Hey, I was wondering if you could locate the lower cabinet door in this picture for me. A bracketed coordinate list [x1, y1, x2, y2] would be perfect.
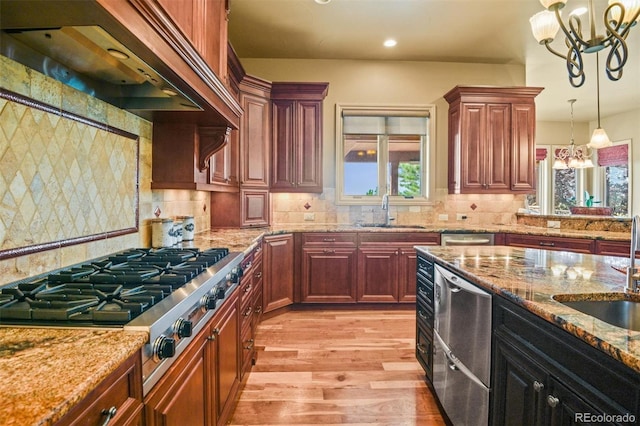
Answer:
[301, 246, 357, 303]
[491, 336, 547, 426]
[143, 328, 210, 426]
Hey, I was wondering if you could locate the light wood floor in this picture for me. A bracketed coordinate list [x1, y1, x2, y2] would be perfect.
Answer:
[228, 309, 446, 425]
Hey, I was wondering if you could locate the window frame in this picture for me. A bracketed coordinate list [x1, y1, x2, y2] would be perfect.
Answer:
[592, 139, 632, 217]
[335, 103, 436, 206]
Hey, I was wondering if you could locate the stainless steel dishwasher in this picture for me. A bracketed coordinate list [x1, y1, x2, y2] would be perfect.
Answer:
[433, 263, 492, 426]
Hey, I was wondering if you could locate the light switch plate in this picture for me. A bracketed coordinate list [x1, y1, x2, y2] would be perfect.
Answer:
[304, 212, 315, 221]
[438, 214, 449, 221]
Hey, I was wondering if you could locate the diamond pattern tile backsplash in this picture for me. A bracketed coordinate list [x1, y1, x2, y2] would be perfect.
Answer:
[0, 93, 139, 251]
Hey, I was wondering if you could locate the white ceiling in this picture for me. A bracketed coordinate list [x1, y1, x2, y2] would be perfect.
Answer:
[227, 0, 640, 123]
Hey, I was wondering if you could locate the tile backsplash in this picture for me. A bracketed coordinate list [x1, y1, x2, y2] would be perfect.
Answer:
[0, 56, 210, 285]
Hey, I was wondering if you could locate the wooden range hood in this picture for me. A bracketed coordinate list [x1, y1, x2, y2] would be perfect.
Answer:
[0, 0, 241, 135]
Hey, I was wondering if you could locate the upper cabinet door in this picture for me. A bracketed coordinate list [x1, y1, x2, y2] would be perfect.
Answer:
[239, 91, 270, 188]
[270, 82, 329, 193]
[444, 85, 543, 195]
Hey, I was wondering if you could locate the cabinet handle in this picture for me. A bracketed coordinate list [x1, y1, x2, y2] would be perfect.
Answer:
[539, 242, 555, 247]
[418, 310, 428, 320]
[255, 272, 262, 278]
[323, 238, 336, 242]
[323, 249, 336, 254]
[533, 381, 544, 392]
[207, 327, 221, 341]
[244, 284, 252, 293]
[416, 343, 426, 354]
[255, 305, 262, 314]
[100, 407, 117, 426]
[244, 339, 255, 350]
[244, 306, 253, 317]
[547, 395, 560, 408]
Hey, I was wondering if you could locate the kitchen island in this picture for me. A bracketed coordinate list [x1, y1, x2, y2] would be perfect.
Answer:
[414, 245, 640, 370]
[416, 245, 640, 424]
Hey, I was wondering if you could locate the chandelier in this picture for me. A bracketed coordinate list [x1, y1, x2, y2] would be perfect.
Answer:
[553, 99, 595, 169]
[530, 0, 640, 88]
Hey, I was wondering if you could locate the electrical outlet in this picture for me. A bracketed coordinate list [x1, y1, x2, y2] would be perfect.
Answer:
[456, 213, 468, 220]
[547, 220, 561, 229]
[304, 212, 315, 221]
[438, 214, 449, 221]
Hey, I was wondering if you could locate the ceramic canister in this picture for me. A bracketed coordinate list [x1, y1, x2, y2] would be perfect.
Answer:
[151, 218, 174, 247]
[179, 216, 195, 241]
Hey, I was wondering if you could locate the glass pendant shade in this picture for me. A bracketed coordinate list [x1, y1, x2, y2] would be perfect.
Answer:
[608, 0, 640, 25]
[588, 127, 613, 148]
[530, 10, 560, 42]
[553, 158, 567, 169]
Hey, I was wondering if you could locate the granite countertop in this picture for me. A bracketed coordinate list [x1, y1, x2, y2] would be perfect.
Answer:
[0, 328, 148, 426]
[191, 223, 632, 247]
[415, 245, 640, 373]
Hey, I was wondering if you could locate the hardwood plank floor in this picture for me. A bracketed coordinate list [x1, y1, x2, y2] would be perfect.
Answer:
[229, 309, 446, 425]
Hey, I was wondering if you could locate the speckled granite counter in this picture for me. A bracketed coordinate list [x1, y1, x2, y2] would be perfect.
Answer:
[190, 222, 632, 248]
[414, 245, 640, 374]
[0, 328, 148, 426]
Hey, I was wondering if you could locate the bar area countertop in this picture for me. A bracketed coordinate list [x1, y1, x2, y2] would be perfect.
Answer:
[414, 245, 640, 373]
[0, 328, 148, 426]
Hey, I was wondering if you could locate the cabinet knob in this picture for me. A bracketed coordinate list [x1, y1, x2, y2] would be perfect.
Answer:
[100, 407, 117, 426]
[416, 343, 427, 354]
[533, 381, 544, 392]
[547, 395, 560, 408]
[244, 339, 255, 350]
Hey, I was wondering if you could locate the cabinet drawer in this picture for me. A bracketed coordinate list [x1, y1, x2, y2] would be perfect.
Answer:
[302, 232, 357, 246]
[57, 351, 143, 426]
[416, 322, 434, 381]
[358, 232, 440, 245]
[417, 256, 434, 282]
[505, 233, 595, 254]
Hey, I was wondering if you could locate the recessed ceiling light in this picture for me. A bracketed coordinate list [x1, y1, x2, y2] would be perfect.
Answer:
[383, 39, 397, 48]
[314, 0, 331, 4]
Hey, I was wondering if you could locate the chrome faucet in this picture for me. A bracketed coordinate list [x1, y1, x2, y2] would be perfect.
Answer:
[627, 215, 640, 293]
[381, 193, 394, 226]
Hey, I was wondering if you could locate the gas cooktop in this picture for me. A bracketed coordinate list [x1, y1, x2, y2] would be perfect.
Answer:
[0, 247, 233, 326]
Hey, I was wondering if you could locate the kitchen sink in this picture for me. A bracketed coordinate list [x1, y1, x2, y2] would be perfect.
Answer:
[357, 223, 426, 229]
[553, 293, 640, 331]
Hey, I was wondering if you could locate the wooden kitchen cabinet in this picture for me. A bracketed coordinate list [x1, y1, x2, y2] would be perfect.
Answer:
[263, 234, 295, 313]
[211, 75, 271, 227]
[270, 82, 329, 193]
[505, 233, 596, 254]
[444, 86, 543, 194]
[300, 233, 358, 303]
[144, 288, 239, 426]
[491, 296, 640, 426]
[240, 243, 263, 378]
[55, 350, 143, 426]
[152, 122, 231, 191]
[156, 0, 229, 81]
[357, 233, 440, 303]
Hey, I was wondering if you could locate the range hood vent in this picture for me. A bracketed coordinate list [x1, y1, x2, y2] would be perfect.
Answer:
[2, 24, 202, 116]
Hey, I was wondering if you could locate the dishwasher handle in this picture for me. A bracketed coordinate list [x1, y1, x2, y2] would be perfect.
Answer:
[435, 264, 490, 298]
[434, 331, 488, 388]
